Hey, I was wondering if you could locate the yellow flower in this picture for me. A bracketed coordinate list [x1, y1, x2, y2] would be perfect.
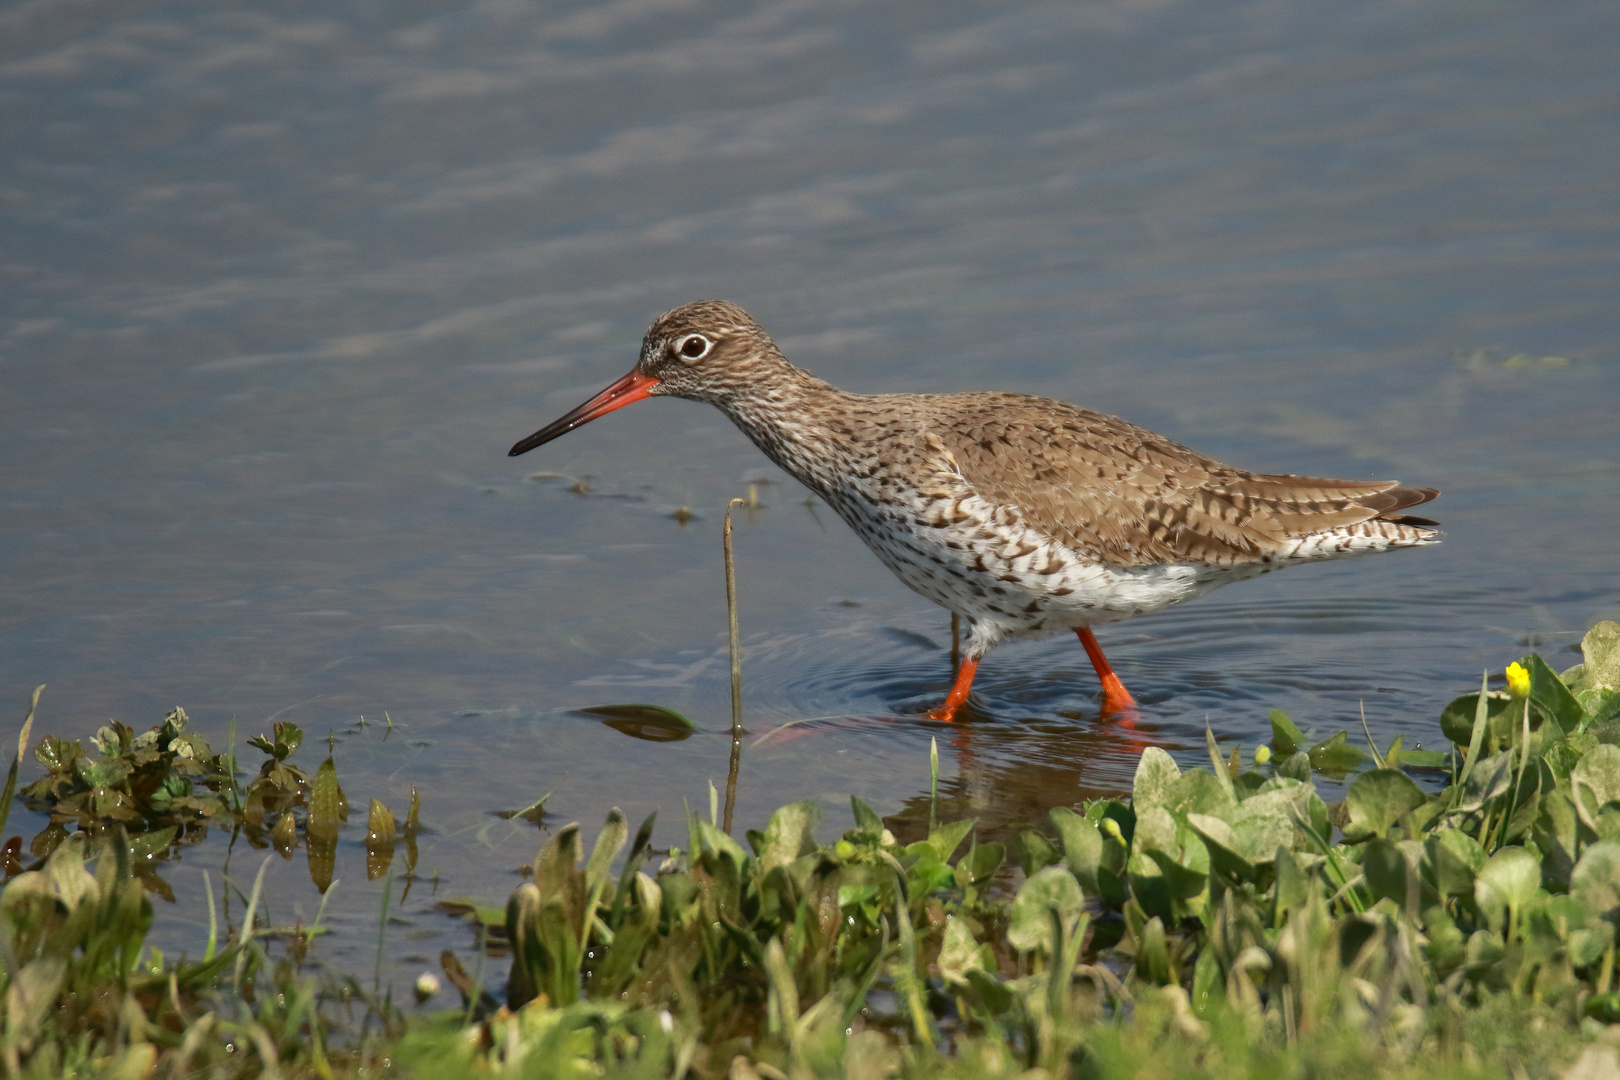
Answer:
[1254, 744, 1272, 766]
[1505, 661, 1531, 698]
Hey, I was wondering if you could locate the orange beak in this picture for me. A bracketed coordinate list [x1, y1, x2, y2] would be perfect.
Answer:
[508, 371, 660, 456]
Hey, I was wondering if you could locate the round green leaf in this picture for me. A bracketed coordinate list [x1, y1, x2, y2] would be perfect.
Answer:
[1440, 693, 1515, 748]
[1164, 769, 1238, 818]
[1572, 841, 1620, 923]
[1050, 807, 1102, 894]
[1573, 745, 1620, 814]
[1363, 838, 1417, 906]
[1577, 621, 1620, 692]
[1423, 828, 1485, 898]
[1187, 813, 1255, 882]
[1007, 865, 1085, 953]
[937, 916, 986, 985]
[1475, 846, 1542, 914]
[1132, 748, 1180, 813]
[1342, 769, 1429, 841]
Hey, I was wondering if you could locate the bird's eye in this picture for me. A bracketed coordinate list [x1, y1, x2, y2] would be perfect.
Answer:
[676, 334, 711, 360]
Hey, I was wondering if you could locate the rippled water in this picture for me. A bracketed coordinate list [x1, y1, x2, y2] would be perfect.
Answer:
[3, 0, 1618, 992]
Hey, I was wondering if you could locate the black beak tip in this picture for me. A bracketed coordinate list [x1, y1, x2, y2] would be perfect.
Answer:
[508, 435, 542, 457]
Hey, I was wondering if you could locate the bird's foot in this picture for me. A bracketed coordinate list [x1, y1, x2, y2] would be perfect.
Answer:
[1098, 673, 1136, 708]
[928, 656, 980, 722]
[1076, 628, 1139, 721]
[1096, 667, 1139, 718]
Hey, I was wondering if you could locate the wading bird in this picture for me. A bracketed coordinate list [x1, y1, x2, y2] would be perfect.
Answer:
[510, 301, 1439, 721]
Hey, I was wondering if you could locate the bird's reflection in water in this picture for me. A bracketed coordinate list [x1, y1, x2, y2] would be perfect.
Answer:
[877, 708, 1179, 851]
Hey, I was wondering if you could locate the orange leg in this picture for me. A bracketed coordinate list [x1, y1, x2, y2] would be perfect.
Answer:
[928, 656, 980, 722]
[1077, 628, 1138, 715]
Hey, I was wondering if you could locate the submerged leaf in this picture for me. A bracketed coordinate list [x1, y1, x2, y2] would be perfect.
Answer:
[273, 811, 297, 856]
[1270, 710, 1307, 756]
[578, 704, 698, 742]
[498, 792, 550, 825]
[306, 758, 344, 841]
[307, 828, 337, 894]
[366, 799, 396, 881]
[1307, 731, 1366, 777]
[127, 827, 175, 863]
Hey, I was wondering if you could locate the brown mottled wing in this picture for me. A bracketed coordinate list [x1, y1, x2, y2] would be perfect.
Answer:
[934, 393, 1438, 568]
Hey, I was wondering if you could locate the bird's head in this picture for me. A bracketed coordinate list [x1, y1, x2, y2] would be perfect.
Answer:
[508, 300, 784, 456]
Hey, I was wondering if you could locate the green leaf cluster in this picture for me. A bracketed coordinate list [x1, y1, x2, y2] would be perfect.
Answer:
[8, 708, 422, 897]
[16, 709, 235, 891]
[500, 796, 998, 1067]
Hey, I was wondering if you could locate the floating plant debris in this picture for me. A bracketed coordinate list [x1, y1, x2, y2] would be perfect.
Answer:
[575, 703, 699, 742]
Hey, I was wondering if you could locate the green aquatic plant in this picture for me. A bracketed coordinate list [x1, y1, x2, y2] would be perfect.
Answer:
[15, 708, 238, 897]
[6, 706, 421, 905]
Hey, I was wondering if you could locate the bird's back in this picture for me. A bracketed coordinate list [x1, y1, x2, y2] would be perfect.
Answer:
[822, 390, 1440, 571]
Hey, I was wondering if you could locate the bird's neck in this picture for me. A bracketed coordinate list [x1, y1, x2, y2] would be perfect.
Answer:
[710, 365, 863, 493]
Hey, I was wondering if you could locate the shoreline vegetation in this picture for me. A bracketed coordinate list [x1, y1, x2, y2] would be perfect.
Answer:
[3, 621, 1620, 1078]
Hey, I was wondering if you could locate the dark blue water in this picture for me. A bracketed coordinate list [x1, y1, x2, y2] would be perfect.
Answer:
[3, 0, 1617, 993]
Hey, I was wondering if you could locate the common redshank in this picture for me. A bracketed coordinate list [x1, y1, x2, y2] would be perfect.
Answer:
[510, 301, 1439, 721]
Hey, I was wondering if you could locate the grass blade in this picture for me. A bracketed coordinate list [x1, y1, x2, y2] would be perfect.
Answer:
[1359, 701, 1387, 769]
[724, 497, 746, 737]
[929, 737, 939, 834]
[203, 870, 218, 961]
[1455, 671, 1492, 800]
[0, 685, 43, 840]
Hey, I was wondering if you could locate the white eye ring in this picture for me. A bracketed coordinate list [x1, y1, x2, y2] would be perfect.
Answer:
[675, 334, 712, 360]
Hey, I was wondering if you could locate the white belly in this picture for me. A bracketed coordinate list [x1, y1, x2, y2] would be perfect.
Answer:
[822, 488, 1260, 650]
